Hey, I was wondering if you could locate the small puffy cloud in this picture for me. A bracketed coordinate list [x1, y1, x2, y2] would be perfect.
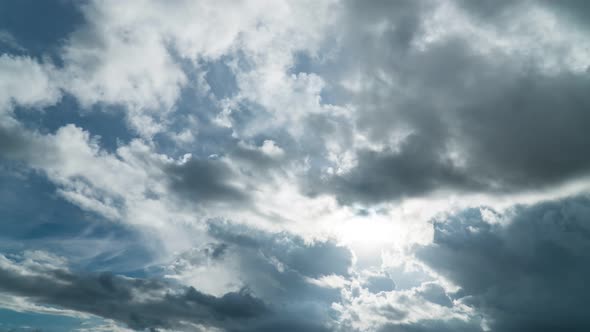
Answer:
[260, 140, 285, 158]
[0, 54, 60, 112]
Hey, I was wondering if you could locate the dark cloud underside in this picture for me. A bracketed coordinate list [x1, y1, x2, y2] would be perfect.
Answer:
[0, 261, 266, 330]
[418, 195, 590, 331]
[305, 1, 590, 204]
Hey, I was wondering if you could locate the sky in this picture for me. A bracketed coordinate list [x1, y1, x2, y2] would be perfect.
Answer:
[1, 0, 590, 331]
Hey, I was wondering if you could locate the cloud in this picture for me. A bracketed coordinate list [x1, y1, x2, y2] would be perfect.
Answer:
[4, 0, 590, 210]
[208, 221, 353, 277]
[165, 155, 250, 206]
[0, 120, 254, 222]
[298, 0, 590, 205]
[314, 64, 590, 203]
[163, 222, 356, 330]
[0, 244, 348, 332]
[2, 1, 590, 331]
[0, 30, 25, 52]
[417, 194, 590, 331]
[334, 278, 482, 332]
[172, 221, 353, 300]
[170, 222, 489, 332]
[0, 118, 265, 264]
[306, 133, 481, 204]
[0, 119, 55, 162]
[48, 0, 339, 138]
[0, 250, 269, 331]
[75, 320, 136, 332]
[0, 54, 60, 112]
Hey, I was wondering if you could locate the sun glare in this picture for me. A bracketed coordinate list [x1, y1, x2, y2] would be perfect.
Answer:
[337, 216, 397, 249]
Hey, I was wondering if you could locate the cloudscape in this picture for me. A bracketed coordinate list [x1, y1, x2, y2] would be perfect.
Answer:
[1, 0, 590, 331]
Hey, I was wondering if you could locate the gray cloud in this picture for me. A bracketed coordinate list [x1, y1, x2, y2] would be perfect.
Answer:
[306, 132, 481, 204]
[416, 283, 452, 308]
[0, 119, 251, 210]
[461, 0, 590, 27]
[163, 222, 356, 331]
[304, 0, 590, 204]
[0, 120, 55, 163]
[165, 157, 250, 205]
[206, 221, 353, 302]
[417, 194, 590, 331]
[0, 248, 338, 332]
[0, 253, 272, 331]
[0, 222, 355, 331]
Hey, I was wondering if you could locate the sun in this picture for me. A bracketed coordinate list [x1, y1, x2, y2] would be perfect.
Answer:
[337, 215, 397, 249]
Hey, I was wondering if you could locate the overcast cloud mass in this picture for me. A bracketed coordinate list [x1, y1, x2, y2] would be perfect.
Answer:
[1, 0, 590, 331]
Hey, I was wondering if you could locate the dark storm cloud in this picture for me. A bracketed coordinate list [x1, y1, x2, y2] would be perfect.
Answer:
[165, 157, 249, 205]
[307, 133, 481, 204]
[417, 194, 590, 332]
[305, 0, 590, 205]
[0, 255, 267, 331]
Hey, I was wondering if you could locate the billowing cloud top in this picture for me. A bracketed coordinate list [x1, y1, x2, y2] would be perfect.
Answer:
[1, 0, 590, 331]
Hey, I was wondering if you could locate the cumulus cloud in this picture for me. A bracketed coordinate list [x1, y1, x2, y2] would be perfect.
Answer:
[0, 119, 258, 258]
[334, 278, 482, 332]
[0, 54, 60, 112]
[47, 0, 339, 138]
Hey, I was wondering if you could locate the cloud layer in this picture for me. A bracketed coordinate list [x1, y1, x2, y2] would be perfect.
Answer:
[1, 0, 590, 331]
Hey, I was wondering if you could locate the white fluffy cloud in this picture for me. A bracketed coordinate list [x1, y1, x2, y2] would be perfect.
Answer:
[50, 0, 340, 137]
[0, 54, 60, 113]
